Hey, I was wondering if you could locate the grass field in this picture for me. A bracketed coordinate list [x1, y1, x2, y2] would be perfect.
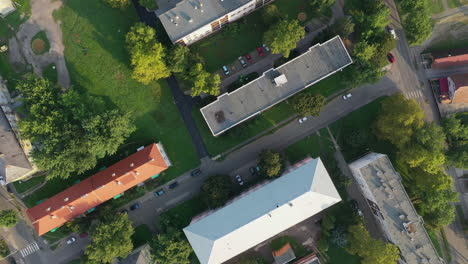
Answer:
[131, 224, 153, 248]
[13, 176, 46, 194]
[285, 128, 334, 163]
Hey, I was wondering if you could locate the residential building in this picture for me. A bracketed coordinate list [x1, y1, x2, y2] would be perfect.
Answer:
[349, 153, 443, 264]
[158, 0, 274, 45]
[183, 157, 341, 264]
[430, 47, 468, 69]
[272, 243, 296, 264]
[294, 254, 321, 264]
[438, 73, 468, 104]
[26, 143, 171, 236]
[200, 36, 352, 136]
[0, 0, 15, 17]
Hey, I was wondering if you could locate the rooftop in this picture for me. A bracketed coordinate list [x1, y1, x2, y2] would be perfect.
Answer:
[200, 36, 352, 136]
[183, 158, 341, 264]
[349, 153, 443, 264]
[158, 0, 251, 43]
[26, 143, 171, 236]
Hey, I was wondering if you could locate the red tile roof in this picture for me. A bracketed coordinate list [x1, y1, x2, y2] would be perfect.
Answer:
[439, 77, 449, 95]
[26, 143, 170, 236]
[432, 53, 468, 69]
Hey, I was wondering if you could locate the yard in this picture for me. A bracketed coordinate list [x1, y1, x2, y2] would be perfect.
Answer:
[12, 175, 46, 194]
[193, 74, 345, 157]
[22, 0, 199, 206]
[285, 128, 334, 164]
[191, 0, 327, 73]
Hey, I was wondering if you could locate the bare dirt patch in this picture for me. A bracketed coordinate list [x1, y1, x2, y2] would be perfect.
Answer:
[31, 39, 46, 54]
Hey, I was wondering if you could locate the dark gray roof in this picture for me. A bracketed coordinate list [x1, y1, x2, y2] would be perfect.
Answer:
[119, 244, 154, 264]
[158, 0, 252, 43]
[200, 36, 353, 136]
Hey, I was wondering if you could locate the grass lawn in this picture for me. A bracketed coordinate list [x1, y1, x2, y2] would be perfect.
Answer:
[42, 225, 72, 244]
[447, 0, 468, 8]
[42, 63, 58, 84]
[426, 38, 468, 53]
[131, 224, 153, 248]
[429, 0, 445, 14]
[270, 236, 308, 258]
[327, 244, 361, 264]
[427, 228, 444, 258]
[191, 0, 326, 73]
[285, 128, 334, 164]
[158, 195, 206, 230]
[12, 176, 46, 194]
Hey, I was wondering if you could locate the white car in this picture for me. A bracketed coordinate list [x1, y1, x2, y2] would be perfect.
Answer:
[0, 176, 6, 186]
[66, 236, 77, 245]
[298, 117, 308, 124]
[262, 44, 270, 52]
[342, 93, 352, 100]
[386, 26, 397, 39]
[235, 175, 244, 186]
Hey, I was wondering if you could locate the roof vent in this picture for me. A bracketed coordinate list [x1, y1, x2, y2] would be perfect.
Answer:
[288, 203, 293, 207]
[46, 207, 51, 212]
[215, 111, 225, 123]
[274, 74, 288, 87]
[97, 185, 105, 189]
[51, 215, 57, 219]
[80, 194, 88, 198]
[175, 15, 179, 19]
[116, 181, 122, 185]
[135, 172, 140, 176]
[189, 18, 193, 23]
[69, 206, 75, 210]
[130, 163, 134, 167]
[64, 197, 69, 202]
[112, 173, 116, 177]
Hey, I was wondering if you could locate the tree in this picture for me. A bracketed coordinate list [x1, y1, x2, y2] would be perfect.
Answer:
[353, 41, 377, 63]
[446, 145, 468, 168]
[309, 0, 335, 13]
[150, 231, 192, 264]
[414, 123, 446, 152]
[258, 150, 283, 178]
[84, 213, 134, 264]
[291, 93, 325, 117]
[263, 20, 305, 58]
[201, 175, 233, 208]
[261, 4, 282, 24]
[126, 23, 171, 84]
[103, 0, 129, 9]
[139, 0, 157, 10]
[186, 63, 220, 96]
[442, 116, 468, 168]
[399, 0, 432, 45]
[168, 44, 190, 73]
[332, 17, 355, 38]
[398, 144, 445, 174]
[0, 210, 18, 227]
[347, 223, 400, 264]
[374, 94, 424, 147]
[418, 189, 458, 228]
[0, 239, 9, 258]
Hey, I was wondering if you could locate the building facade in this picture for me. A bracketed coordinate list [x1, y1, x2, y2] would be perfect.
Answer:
[158, 0, 274, 45]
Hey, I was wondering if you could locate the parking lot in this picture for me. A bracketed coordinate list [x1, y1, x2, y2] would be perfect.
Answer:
[216, 45, 272, 81]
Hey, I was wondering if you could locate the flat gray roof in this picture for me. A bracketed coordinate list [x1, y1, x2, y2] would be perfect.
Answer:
[200, 36, 352, 136]
[158, 0, 251, 43]
[349, 153, 443, 264]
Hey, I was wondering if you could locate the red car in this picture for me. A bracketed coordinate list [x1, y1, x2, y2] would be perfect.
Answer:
[387, 53, 395, 64]
[256, 47, 264, 56]
[245, 54, 252, 63]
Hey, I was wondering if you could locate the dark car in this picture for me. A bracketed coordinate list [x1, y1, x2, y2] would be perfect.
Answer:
[154, 189, 165, 196]
[256, 47, 264, 56]
[245, 54, 252, 63]
[387, 52, 395, 64]
[350, 200, 363, 216]
[304, 26, 310, 33]
[238, 56, 247, 67]
[191, 168, 202, 177]
[130, 203, 142, 211]
[249, 167, 256, 176]
[168, 181, 179, 189]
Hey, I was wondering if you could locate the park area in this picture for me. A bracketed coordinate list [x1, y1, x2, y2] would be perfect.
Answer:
[20, 0, 199, 207]
[191, 0, 329, 72]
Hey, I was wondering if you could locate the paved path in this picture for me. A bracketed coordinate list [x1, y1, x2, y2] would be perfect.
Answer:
[10, 0, 70, 89]
[432, 5, 468, 20]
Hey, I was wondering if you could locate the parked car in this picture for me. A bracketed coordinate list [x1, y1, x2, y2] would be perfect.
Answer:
[235, 175, 244, 186]
[168, 181, 179, 189]
[342, 93, 352, 100]
[298, 117, 308, 124]
[245, 54, 252, 63]
[238, 56, 247, 67]
[304, 26, 310, 33]
[154, 189, 165, 196]
[249, 167, 257, 176]
[191, 168, 202, 177]
[130, 203, 142, 211]
[262, 44, 270, 52]
[256, 47, 264, 56]
[0, 175, 5, 186]
[350, 200, 363, 216]
[66, 236, 77, 245]
[386, 26, 397, 39]
[387, 53, 395, 64]
[222, 65, 230, 75]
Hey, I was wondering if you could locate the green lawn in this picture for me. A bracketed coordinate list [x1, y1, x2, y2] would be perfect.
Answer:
[327, 244, 361, 264]
[131, 224, 153, 248]
[429, 0, 445, 14]
[285, 128, 334, 164]
[427, 228, 444, 258]
[447, 0, 468, 8]
[42, 63, 58, 84]
[426, 38, 468, 53]
[12, 176, 46, 194]
[158, 195, 206, 231]
[191, 0, 326, 72]
[42, 225, 72, 244]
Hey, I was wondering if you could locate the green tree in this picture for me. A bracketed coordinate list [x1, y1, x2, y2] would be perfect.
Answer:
[374, 93, 424, 147]
[150, 231, 192, 264]
[400, 0, 432, 45]
[398, 144, 445, 174]
[103, 0, 129, 9]
[446, 145, 468, 168]
[418, 189, 458, 228]
[187, 63, 220, 96]
[261, 4, 282, 24]
[139, 0, 157, 10]
[258, 150, 283, 178]
[347, 223, 400, 264]
[310, 0, 335, 13]
[84, 213, 134, 264]
[353, 41, 377, 63]
[126, 23, 171, 84]
[414, 123, 446, 152]
[168, 44, 190, 73]
[0, 210, 18, 227]
[201, 175, 233, 208]
[332, 17, 355, 38]
[291, 93, 325, 117]
[263, 20, 305, 58]
[0, 239, 9, 258]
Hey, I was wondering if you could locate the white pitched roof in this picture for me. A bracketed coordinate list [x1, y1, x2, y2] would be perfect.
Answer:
[0, 0, 15, 17]
[184, 158, 341, 264]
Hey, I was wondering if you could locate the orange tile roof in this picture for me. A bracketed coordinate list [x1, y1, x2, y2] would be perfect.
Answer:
[26, 143, 170, 236]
